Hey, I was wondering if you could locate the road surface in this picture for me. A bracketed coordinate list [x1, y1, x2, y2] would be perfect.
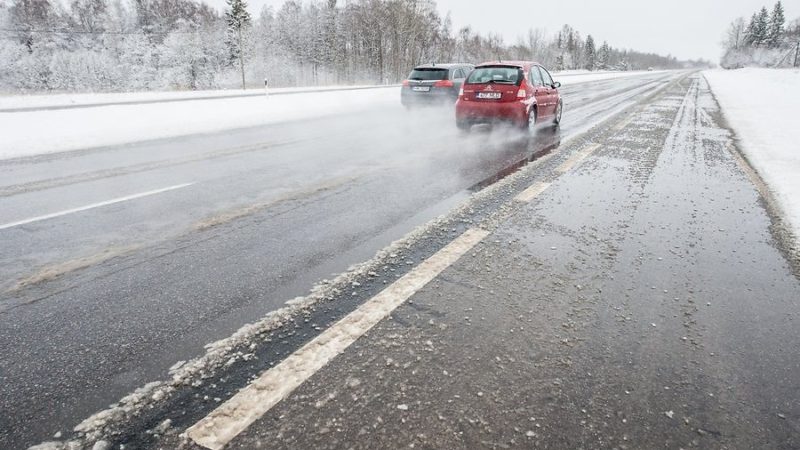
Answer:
[3, 71, 798, 449]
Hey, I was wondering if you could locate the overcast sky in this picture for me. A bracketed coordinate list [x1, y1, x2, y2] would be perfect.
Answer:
[225, 0, 798, 62]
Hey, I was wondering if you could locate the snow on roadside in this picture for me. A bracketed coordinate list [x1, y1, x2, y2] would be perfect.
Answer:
[0, 71, 663, 111]
[0, 87, 399, 160]
[0, 70, 671, 161]
[704, 68, 800, 242]
[0, 84, 391, 111]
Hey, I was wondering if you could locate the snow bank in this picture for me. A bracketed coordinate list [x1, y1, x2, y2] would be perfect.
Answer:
[0, 71, 663, 112]
[0, 84, 394, 111]
[704, 68, 800, 241]
[0, 87, 399, 160]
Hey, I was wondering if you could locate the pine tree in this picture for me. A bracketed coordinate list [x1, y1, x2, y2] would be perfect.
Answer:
[744, 13, 757, 46]
[767, 1, 785, 48]
[753, 6, 770, 46]
[555, 54, 565, 71]
[596, 41, 610, 70]
[226, 0, 251, 89]
[584, 34, 596, 71]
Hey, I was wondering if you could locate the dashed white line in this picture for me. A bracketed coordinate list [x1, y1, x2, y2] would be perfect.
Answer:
[0, 182, 194, 230]
[185, 227, 490, 450]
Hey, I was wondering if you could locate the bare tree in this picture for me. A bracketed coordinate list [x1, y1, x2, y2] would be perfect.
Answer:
[0, 0, 708, 93]
[725, 17, 746, 51]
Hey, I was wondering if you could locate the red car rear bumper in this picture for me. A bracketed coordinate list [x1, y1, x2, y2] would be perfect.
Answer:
[455, 100, 529, 127]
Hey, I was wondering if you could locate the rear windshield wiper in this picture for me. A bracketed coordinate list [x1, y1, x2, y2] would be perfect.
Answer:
[470, 79, 514, 84]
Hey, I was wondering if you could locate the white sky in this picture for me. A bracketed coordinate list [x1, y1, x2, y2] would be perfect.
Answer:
[225, 0, 798, 62]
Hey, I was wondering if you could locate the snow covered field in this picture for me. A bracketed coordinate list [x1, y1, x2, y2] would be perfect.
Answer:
[0, 70, 670, 160]
[704, 68, 800, 241]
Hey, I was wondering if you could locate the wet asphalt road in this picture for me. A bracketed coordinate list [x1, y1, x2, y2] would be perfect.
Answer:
[212, 77, 800, 449]
[0, 70, 758, 449]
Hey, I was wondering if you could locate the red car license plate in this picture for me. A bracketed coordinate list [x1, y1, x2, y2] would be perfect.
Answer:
[477, 92, 501, 99]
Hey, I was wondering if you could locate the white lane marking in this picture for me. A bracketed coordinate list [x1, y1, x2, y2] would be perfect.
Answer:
[186, 228, 490, 450]
[514, 182, 552, 203]
[555, 143, 602, 174]
[0, 183, 194, 230]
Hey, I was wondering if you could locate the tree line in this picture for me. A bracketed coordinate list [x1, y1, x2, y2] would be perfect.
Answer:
[0, 0, 709, 93]
[721, 1, 800, 68]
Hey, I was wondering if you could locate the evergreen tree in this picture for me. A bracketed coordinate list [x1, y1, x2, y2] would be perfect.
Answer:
[225, 0, 251, 89]
[555, 54, 565, 71]
[744, 13, 758, 46]
[768, 1, 785, 48]
[596, 40, 610, 70]
[584, 34, 596, 70]
[753, 6, 770, 46]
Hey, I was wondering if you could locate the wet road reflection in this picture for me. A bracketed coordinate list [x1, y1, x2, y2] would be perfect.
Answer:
[466, 126, 561, 192]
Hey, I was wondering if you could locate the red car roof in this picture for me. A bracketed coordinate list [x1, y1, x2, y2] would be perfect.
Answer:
[476, 60, 541, 69]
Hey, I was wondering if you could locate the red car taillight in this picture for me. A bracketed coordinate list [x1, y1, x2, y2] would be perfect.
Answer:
[434, 80, 454, 88]
[516, 88, 527, 98]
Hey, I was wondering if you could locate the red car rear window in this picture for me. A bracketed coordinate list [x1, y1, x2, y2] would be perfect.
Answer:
[466, 67, 523, 85]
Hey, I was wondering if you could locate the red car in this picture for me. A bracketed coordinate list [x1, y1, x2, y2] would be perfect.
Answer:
[455, 61, 562, 132]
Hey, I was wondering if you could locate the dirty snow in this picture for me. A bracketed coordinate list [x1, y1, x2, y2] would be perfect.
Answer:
[704, 68, 800, 241]
[61, 208, 461, 447]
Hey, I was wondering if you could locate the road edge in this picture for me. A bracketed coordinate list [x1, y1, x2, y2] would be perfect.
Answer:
[701, 72, 800, 277]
